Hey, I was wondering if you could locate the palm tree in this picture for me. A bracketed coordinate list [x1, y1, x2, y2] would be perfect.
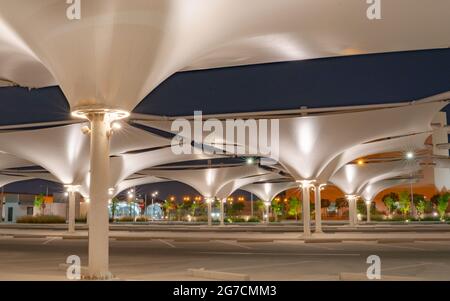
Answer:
[398, 191, 411, 219]
[437, 193, 450, 221]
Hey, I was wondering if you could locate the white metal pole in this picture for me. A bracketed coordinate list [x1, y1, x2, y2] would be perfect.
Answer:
[68, 188, 76, 233]
[87, 113, 111, 278]
[301, 182, 311, 236]
[314, 185, 323, 233]
[220, 198, 225, 226]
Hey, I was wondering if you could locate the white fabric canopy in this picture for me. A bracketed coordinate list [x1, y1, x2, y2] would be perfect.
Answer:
[0, 152, 34, 170]
[361, 178, 418, 202]
[0, 123, 170, 185]
[318, 132, 431, 182]
[216, 172, 284, 200]
[0, 174, 33, 187]
[138, 96, 447, 181]
[330, 160, 421, 196]
[114, 175, 166, 197]
[109, 147, 220, 191]
[241, 181, 298, 203]
[144, 165, 269, 198]
[1, 1, 449, 110]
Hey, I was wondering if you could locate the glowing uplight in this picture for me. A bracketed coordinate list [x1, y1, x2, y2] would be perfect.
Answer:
[206, 169, 214, 186]
[357, 159, 364, 166]
[344, 165, 357, 184]
[111, 122, 122, 130]
[264, 183, 271, 195]
[405, 151, 415, 160]
[298, 121, 315, 155]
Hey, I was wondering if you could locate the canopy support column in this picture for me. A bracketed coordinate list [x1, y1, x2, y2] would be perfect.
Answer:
[65, 185, 79, 233]
[73, 106, 128, 279]
[206, 198, 213, 226]
[346, 195, 358, 227]
[300, 181, 314, 237]
[220, 198, 225, 226]
[314, 184, 325, 233]
[87, 112, 111, 278]
[366, 200, 372, 223]
[264, 201, 270, 224]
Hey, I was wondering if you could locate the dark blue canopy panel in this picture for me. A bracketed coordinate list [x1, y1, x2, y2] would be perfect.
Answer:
[0, 48, 449, 126]
[135, 48, 450, 116]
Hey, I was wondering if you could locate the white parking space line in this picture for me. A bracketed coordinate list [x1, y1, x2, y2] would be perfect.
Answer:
[415, 241, 450, 247]
[382, 262, 433, 272]
[157, 239, 176, 248]
[299, 243, 340, 251]
[42, 237, 61, 245]
[198, 251, 360, 257]
[218, 260, 320, 272]
[376, 244, 427, 251]
[213, 240, 253, 250]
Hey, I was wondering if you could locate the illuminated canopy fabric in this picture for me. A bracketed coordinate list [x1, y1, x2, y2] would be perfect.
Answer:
[317, 132, 431, 183]
[138, 95, 447, 181]
[144, 165, 269, 198]
[361, 178, 418, 202]
[109, 147, 220, 191]
[241, 181, 299, 203]
[330, 160, 421, 196]
[216, 173, 284, 200]
[0, 0, 449, 111]
[0, 123, 170, 186]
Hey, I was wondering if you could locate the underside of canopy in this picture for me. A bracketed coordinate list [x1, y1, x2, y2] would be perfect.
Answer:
[330, 160, 421, 196]
[109, 146, 222, 192]
[0, 123, 170, 185]
[317, 132, 431, 182]
[361, 178, 419, 202]
[114, 175, 167, 197]
[143, 165, 269, 198]
[137, 94, 448, 181]
[216, 172, 285, 200]
[1, 0, 449, 111]
[241, 181, 299, 203]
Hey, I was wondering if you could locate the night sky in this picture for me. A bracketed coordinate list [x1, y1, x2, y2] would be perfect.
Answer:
[2, 48, 450, 197]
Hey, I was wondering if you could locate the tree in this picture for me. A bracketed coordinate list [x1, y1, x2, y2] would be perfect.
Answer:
[398, 191, 410, 218]
[271, 198, 283, 222]
[412, 194, 426, 220]
[321, 199, 331, 209]
[163, 199, 178, 220]
[437, 193, 450, 221]
[382, 192, 398, 215]
[111, 197, 119, 220]
[34, 194, 45, 216]
[231, 200, 245, 216]
[288, 197, 301, 221]
[254, 200, 265, 219]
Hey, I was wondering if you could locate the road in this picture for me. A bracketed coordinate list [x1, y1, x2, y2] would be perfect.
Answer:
[1, 236, 450, 280]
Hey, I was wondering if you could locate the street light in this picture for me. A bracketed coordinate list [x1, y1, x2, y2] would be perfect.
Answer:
[405, 151, 414, 160]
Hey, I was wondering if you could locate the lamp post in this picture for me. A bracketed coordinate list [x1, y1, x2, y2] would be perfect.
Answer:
[149, 191, 158, 220]
[65, 185, 80, 234]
